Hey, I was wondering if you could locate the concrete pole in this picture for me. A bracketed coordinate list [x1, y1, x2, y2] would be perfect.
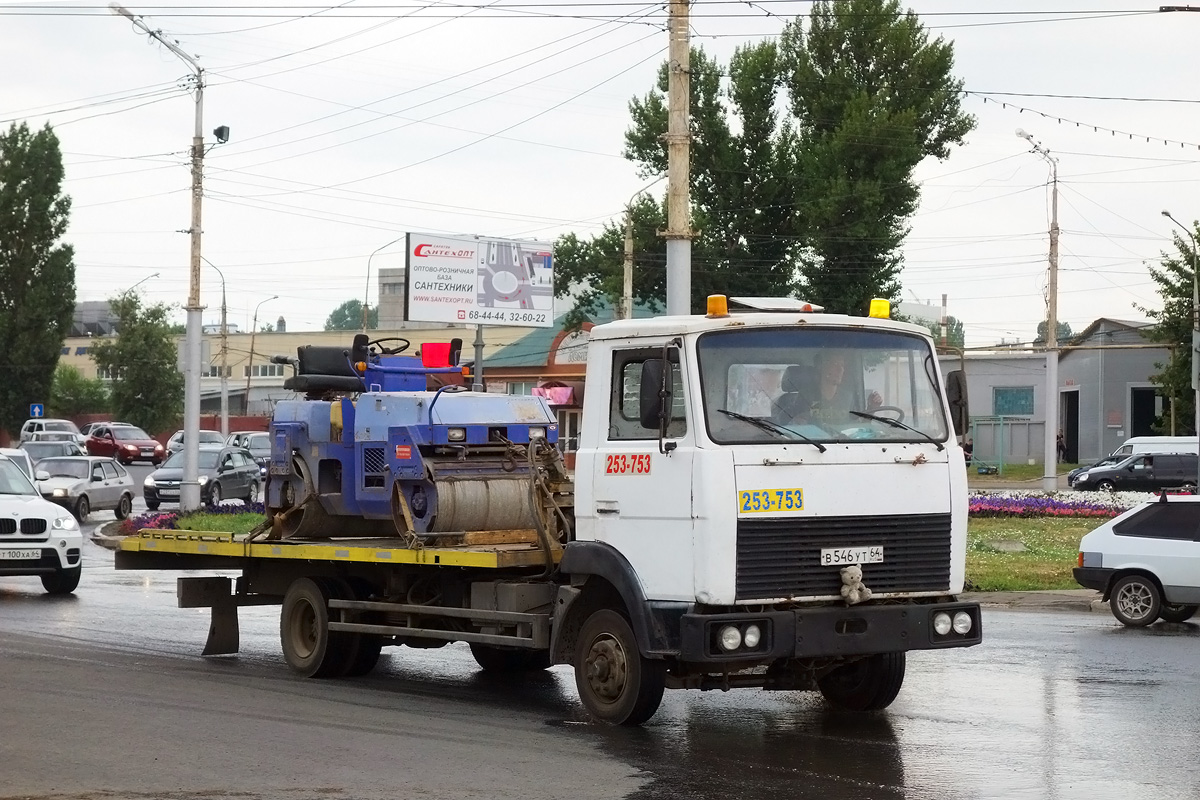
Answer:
[622, 209, 634, 320]
[1042, 158, 1060, 492]
[664, 0, 692, 315]
[220, 280, 229, 436]
[472, 325, 485, 391]
[244, 296, 278, 415]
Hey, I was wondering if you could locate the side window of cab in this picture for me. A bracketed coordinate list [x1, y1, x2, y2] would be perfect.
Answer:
[608, 348, 687, 441]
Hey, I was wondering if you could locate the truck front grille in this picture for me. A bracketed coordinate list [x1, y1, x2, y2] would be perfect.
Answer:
[736, 513, 952, 601]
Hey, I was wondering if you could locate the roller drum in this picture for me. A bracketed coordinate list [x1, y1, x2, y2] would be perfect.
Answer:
[430, 477, 537, 533]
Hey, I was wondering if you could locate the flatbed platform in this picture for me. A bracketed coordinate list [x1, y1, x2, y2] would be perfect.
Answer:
[117, 529, 561, 570]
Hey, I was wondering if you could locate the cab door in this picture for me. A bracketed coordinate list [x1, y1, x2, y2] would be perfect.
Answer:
[587, 344, 695, 602]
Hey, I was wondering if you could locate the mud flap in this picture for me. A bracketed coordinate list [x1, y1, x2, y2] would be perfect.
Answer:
[177, 576, 284, 656]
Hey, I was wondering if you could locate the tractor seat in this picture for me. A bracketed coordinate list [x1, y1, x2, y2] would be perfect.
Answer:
[283, 337, 367, 394]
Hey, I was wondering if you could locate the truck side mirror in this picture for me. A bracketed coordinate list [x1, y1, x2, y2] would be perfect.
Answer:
[945, 370, 968, 436]
[639, 358, 669, 430]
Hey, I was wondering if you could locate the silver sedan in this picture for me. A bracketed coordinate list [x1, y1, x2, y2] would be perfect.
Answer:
[36, 456, 137, 522]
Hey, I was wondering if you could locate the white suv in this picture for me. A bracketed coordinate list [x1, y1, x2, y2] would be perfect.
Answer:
[20, 418, 83, 443]
[1075, 495, 1200, 626]
[0, 455, 83, 594]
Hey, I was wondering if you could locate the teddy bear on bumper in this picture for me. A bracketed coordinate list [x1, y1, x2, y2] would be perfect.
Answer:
[840, 564, 872, 605]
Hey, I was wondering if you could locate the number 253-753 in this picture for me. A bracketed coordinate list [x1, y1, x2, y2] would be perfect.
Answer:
[738, 489, 803, 514]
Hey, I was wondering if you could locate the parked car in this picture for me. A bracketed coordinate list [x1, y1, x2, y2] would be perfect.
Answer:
[0, 454, 82, 595]
[1067, 455, 1123, 486]
[85, 424, 165, 465]
[80, 421, 134, 437]
[165, 429, 225, 455]
[37, 456, 136, 522]
[1070, 453, 1199, 492]
[20, 417, 81, 443]
[227, 430, 270, 476]
[1075, 495, 1200, 626]
[0, 447, 36, 484]
[144, 445, 261, 510]
[28, 430, 88, 446]
[19, 441, 87, 463]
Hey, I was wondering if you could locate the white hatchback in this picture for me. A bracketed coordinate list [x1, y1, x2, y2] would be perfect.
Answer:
[0, 455, 83, 594]
[1075, 495, 1200, 627]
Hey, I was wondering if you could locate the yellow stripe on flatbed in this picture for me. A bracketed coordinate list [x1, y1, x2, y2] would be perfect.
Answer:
[119, 529, 559, 569]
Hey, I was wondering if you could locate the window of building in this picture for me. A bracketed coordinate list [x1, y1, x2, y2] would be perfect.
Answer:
[993, 386, 1034, 416]
[243, 364, 284, 378]
[205, 366, 232, 378]
[507, 381, 535, 396]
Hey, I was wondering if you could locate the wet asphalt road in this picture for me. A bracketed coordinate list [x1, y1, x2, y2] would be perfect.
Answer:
[2, 539, 1199, 800]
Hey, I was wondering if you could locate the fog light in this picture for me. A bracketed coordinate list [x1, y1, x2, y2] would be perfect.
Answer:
[953, 611, 973, 635]
[718, 625, 742, 652]
[933, 612, 952, 636]
[743, 624, 762, 648]
[447, 427, 466, 442]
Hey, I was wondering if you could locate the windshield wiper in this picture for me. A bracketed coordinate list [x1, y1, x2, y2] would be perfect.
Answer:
[717, 409, 827, 453]
[849, 410, 945, 451]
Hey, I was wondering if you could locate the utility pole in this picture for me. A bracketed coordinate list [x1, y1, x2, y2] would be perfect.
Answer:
[622, 209, 634, 320]
[245, 296, 279, 414]
[1017, 129, 1061, 492]
[664, 0, 692, 315]
[1162, 209, 1199, 487]
[111, 3, 205, 512]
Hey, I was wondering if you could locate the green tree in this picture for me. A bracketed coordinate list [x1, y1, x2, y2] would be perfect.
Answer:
[560, 1, 973, 321]
[917, 315, 965, 349]
[1034, 320, 1074, 346]
[0, 122, 76, 435]
[1142, 223, 1199, 434]
[90, 291, 183, 434]
[50, 364, 109, 417]
[781, 0, 974, 314]
[325, 299, 376, 331]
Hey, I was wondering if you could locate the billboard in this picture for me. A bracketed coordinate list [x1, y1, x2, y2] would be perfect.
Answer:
[404, 233, 554, 328]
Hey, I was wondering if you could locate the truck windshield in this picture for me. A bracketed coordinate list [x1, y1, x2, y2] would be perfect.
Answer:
[697, 327, 949, 445]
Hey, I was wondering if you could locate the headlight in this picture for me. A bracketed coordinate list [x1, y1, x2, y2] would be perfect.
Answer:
[52, 488, 67, 497]
[933, 612, 953, 636]
[1077, 472, 1089, 482]
[53, 516, 77, 530]
[198, 475, 209, 485]
[953, 611, 973, 635]
[718, 625, 742, 652]
[743, 624, 762, 649]
[447, 427, 466, 442]
[528, 427, 546, 439]
[144, 476, 156, 488]
[155, 444, 164, 451]
[125, 444, 138, 451]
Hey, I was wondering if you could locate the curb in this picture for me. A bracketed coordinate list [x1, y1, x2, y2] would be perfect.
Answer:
[961, 590, 1108, 614]
[91, 520, 126, 551]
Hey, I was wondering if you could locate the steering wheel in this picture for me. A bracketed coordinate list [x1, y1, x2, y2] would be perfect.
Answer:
[870, 405, 906, 424]
[367, 337, 410, 355]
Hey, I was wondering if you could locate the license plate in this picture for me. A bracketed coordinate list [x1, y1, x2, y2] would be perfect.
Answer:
[0, 549, 41, 560]
[141, 449, 154, 455]
[159, 491, 178, 498]
[820, 546, 883, 566]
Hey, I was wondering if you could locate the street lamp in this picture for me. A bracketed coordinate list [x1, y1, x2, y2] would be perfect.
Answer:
[1162, 209, 1199, 487]
[243, 296, 278, 415]
[363, 235, 406, 330]
[111, 3, 206, 512]
[1017, 129, 1061, 492]
[125, 271, 160, 294]
[201, 257, 229, 436]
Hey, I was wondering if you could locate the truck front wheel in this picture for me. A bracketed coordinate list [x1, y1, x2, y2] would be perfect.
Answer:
[817, 652, 906, 712]
[280, 577, 350, 678]
[574, 609, 665, 726]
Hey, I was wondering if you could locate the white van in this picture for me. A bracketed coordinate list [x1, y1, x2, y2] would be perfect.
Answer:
[1111, 436, 1200, 457]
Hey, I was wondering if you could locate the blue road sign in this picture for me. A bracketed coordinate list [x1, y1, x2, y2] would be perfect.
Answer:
[29, 403, 44, 418]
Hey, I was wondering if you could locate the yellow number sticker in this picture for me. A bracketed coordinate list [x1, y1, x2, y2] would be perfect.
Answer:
[737, 489, 803, 514]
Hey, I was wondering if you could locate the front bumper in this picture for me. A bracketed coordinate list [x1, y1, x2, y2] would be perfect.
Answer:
[678, 601, 982, 663]
[0, 538, 82, 575]
[1073, 566, 1113, 593]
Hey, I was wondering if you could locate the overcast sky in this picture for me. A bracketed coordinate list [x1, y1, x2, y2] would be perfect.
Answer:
[1, 0, 1196, 347]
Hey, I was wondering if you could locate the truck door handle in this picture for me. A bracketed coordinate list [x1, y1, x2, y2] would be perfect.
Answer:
[595, 501, 620, 515]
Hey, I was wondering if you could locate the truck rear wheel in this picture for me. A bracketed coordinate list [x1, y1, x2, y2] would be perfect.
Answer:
[574, 609, 665, 726]
[817, 652, 906, 712]
[280, 577, 351, 678]
[470, 644, 551, 673]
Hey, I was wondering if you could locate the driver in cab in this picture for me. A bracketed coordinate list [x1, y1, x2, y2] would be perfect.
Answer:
[777, 351, 882, 427]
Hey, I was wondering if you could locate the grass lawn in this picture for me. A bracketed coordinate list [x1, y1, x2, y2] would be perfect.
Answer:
[166, 511, 1097, 593]
[966, 516, 1096, 591]
[970, 462, 1079, 482]
[175, 512, 264, 536]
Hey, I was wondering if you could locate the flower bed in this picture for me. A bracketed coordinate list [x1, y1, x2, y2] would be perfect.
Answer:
[969, 490, 1153, 519]
[119, 501, 265, 535]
